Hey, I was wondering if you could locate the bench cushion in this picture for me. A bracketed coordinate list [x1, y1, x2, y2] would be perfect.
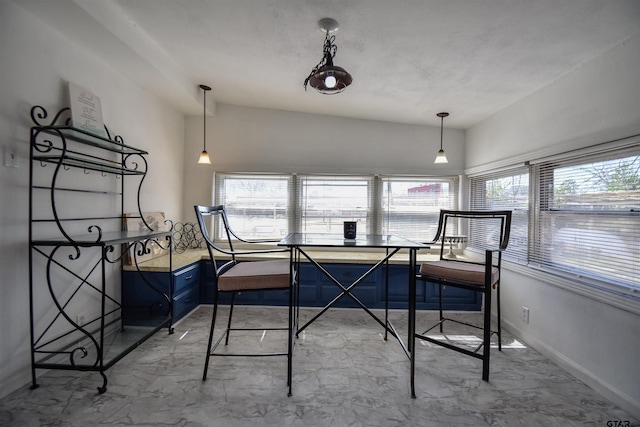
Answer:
[419, 260, 499, 287]
[218, 259, 291, 291]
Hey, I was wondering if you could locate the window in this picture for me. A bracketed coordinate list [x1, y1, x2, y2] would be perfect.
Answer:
[470, 140, 639, 295]
[380, 176, 458, 241]
[532, 147, 639, 291]
[296, 175, 373, 234]
[214, 173, 459, 241]
[469, 168, 529, 262]
[215, 174, 291, 240]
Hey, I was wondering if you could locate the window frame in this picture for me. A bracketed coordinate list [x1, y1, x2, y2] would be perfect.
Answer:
[468, 167, 530, 263]
[379, 175, 459, 242]
[213, 172, 460, 244]
[468, 138, 640, 300]
[295, 174, 375, 235]
[530, 146, 639, 293]
[213, 172, 292, 241]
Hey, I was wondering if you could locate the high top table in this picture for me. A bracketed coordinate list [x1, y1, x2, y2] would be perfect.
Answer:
[278, 232, 426, 357]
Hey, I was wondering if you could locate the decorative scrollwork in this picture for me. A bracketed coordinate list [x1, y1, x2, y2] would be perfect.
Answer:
[33, 136, 54, 154]
[135, 240, 152, 258]
[104, 244, 126, 264]
[46, 246, 100, 367]
[30, 106, 71, 127]
[102, 126, 123, 144]
[69, 347, 89, 366]
[87, 225, 103, 243]
[67, 245, 81, 261]
[123, 152, 146, 173]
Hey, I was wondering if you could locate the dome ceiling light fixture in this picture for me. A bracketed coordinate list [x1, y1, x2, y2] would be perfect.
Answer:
[303, 18, 353, 94]
[434, 112, 450, 164]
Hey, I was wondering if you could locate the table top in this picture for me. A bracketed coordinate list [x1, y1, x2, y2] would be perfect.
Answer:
[278, 233, 426, 249]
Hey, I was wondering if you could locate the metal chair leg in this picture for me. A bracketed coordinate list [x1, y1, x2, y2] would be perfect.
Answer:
[482, 272, 492, 381]
[287, 279, 294, 396]
[203, 288, 219, 381]
[225, 292, 236, 345]
[439, 284, 444, 333]
[410, 271, 417, 398]
[497, 282, 502, 351]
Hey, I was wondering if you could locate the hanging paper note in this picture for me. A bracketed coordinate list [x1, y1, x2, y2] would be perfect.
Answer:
[68, 82, 106, 138]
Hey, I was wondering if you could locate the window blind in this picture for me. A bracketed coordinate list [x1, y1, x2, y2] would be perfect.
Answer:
[469, 167, 529, 262]
[295, 175, 374, 234]
[379, 176, 459, 242]
[214, 173, 291, 240]
[531, 146, 639, 290]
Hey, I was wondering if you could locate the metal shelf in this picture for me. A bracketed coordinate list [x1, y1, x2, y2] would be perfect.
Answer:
[32, 229, 171, 246]
[28, 105, 172, 394]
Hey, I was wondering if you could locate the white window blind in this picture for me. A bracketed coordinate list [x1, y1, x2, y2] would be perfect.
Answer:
[469, 168, 529, 262]
[214, 173, 291, 240]
[295, 175, 374, 234]
[380, 176, 458, 242]
[532, 147, 639, 290]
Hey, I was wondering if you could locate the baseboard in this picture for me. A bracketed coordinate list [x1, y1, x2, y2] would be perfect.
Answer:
[504, 318, 640, 420]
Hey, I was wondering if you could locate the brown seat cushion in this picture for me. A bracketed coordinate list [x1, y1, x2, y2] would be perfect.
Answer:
[419, 260, 499, 287]
[218, 259, 291, 292]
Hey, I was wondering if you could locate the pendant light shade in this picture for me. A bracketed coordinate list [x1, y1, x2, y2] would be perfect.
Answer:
[198, 84, 212, 165]
[198, 150, 211, 164]
[434, 112, 449, 164]
[304, 18, 353, 95]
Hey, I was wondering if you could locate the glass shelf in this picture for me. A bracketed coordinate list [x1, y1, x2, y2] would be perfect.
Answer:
[36, 125, 147, 156]
[33, 154, 145, 176]
[32, 230, 171, 246]
[33, 318, 170, 370]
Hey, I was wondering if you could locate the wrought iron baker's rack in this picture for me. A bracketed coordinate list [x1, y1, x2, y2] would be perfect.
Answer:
[28, 105, 173, 393]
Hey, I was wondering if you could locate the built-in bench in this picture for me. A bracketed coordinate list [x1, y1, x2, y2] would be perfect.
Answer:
[122, 249, 481, 324]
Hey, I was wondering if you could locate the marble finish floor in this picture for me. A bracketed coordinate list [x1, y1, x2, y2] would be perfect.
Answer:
[1, 305, 637, 426]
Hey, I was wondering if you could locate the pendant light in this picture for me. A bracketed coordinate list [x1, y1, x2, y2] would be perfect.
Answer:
[303, 18, 353, 94]
[197, 84, 212, 165]
[434, 112, 449, 164]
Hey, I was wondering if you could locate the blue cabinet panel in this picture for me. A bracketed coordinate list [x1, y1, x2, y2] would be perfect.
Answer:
[297, 263, 319, 282]
[318, 264, 379, 285]
[385, 264, 424, 302]
[299, 284, 320, 305]
[125, 259, 480, 327]
[199, 261, 479, 311]
[297, 264, 320, 304]
[122, 270, 171, 325]
[173, 282, 200, 321]
[122, 261, 201, 325]
[200, 260, 217, 304]
[260, 288, 291, 305]
[174, 263, 200, 294]
[427, 282, 483, 311]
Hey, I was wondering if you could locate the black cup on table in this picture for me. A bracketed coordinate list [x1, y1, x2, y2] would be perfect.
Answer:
[343, 221, 357, 239]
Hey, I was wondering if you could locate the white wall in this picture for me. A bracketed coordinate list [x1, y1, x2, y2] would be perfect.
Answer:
[0, 2, 185, 398]
[182, 104, 465, 221]
[466, 34, 640, 418]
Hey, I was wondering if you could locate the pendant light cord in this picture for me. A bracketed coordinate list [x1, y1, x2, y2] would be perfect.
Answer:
[440, 115, 444, 150]
[202, 87, 207, 152]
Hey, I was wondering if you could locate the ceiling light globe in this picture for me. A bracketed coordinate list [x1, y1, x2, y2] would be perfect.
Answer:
[324, 75, 337, 88]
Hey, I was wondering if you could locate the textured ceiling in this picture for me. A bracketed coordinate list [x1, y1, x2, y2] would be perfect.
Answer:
[15, 0, 640, 128]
